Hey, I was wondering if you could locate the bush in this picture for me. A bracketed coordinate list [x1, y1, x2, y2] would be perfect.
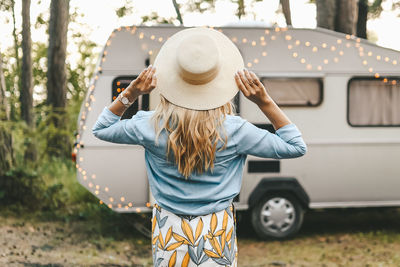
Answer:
[0, 165, 66, 211]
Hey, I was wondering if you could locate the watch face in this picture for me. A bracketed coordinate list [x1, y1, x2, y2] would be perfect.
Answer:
[122, 97, 129, 104]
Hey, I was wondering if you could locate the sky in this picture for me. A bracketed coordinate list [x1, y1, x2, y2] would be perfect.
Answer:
[1, 0, 400, 54]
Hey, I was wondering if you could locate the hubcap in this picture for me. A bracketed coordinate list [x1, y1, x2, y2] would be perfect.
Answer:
[260, 197, 295, 233]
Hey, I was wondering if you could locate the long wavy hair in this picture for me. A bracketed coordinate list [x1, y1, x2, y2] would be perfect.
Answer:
[151, 94, 237, 179]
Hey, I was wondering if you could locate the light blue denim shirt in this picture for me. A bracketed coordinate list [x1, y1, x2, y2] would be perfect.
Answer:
[92, 106, 307, 216]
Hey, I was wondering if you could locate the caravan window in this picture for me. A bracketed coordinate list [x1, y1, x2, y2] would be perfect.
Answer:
[260, 77, 323, 106]
[112, 76, 150, 120]
[348, 77, 400, 127]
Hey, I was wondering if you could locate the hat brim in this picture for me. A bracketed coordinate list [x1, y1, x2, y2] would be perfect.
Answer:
[153, 27, 244, 110]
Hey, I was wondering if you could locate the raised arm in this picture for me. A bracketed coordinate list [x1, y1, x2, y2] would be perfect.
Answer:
[91, 65, 157, 144]
[233, 69, 307, 158]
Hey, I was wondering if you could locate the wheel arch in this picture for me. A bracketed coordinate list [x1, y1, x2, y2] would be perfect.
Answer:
[247, 177, 310, 210]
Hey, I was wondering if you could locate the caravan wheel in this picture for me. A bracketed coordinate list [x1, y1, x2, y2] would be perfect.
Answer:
[251, 192, 305, 240]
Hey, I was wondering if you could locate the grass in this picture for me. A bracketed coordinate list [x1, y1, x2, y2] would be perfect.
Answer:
[1, 159, 400, 266]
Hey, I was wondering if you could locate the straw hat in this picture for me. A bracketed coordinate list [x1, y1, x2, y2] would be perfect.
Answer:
[153, 27, 244, 110]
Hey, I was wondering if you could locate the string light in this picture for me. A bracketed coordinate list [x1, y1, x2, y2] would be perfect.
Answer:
[76, 25, 400, 212]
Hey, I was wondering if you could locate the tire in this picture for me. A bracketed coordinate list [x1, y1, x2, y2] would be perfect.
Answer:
[251, 192, 305, 240]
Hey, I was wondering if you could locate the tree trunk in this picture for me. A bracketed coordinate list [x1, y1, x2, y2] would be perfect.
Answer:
[171, 0, 183, 25]
[357, 0, 368, 38]
[46, 0, 71, 159]
[335, 0, 359, 35]
[21, 0, 33, 126]
[316, 0, 337, 30]
[280, 0, 292, 26]
[317, 0, 359, 35]
[21, 0, 37, 163]
[236, 0, 245, 19]
[10, 0, 20, 122]
[0, 51, 15, 175]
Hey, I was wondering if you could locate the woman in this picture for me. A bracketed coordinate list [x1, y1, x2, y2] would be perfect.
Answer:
[92, 27, 307, 267]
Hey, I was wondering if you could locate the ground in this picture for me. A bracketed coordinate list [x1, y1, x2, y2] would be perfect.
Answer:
[1, 207, 400, 267]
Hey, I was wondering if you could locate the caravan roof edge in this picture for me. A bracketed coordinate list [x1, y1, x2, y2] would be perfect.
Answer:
[109, 25, 400, 54]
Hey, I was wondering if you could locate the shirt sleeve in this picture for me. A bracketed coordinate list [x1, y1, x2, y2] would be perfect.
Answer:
[91, 106, 144, 145]
[231, 116, 307, 159]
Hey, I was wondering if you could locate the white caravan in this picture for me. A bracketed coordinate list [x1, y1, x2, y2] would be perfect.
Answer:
[74, 25, 400, 239]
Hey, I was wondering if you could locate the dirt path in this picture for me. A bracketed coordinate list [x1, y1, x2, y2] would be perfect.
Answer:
[1, 207, 400, 266]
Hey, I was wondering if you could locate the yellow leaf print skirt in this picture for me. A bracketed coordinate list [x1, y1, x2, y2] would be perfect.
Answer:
[151, 203, 238, 267]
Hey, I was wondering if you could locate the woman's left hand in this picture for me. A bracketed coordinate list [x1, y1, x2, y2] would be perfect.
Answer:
[127, 65, 157, 96]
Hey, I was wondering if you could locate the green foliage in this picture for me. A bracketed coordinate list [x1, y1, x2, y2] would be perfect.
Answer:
[0, 165, 65, 210]
[369, 0, 383, 19]
[116, 5, 134, 18]
[182, 0, 216, 13]
[141, 12, 177, 25]
[115, 0, 134, 18]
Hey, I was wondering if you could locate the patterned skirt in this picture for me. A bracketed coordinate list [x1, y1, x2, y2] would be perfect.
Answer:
[151, 203, 238, 267]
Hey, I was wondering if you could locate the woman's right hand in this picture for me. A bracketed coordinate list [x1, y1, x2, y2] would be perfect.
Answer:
[234, 68, 273, 107]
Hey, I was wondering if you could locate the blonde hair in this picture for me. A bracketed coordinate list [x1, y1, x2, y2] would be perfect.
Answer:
[151, 95, 237, 179]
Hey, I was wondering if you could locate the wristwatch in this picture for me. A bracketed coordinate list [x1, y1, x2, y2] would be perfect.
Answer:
[118, 90, 135, 108]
